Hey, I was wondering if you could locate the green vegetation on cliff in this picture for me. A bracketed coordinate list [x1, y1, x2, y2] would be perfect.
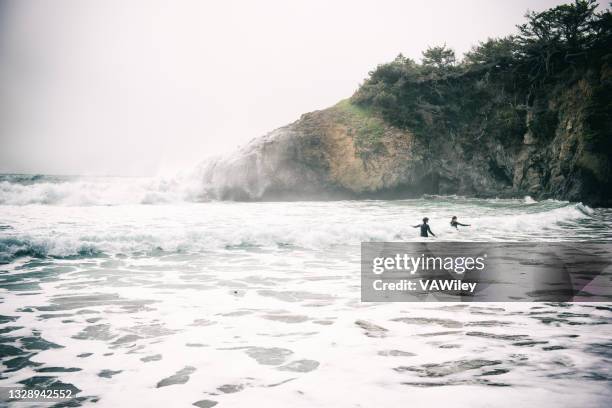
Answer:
[350, 0, 612, 205]
[334, 100, 387, 159]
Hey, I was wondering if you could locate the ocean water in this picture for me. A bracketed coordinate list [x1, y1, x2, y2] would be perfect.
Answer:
[0, 175, 611, 407]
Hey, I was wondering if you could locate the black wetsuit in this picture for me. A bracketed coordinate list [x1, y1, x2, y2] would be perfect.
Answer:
[450, 220, 469, 229]
[416, 223, 434, 237]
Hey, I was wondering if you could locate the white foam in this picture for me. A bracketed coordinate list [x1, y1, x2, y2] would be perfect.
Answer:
[0, 175, 206, 206]
[0, 196, 610, 407]
[523, 195, 537, 204]
[0, 198, 598, 263]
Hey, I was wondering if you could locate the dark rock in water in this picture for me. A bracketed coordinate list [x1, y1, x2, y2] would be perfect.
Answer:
[193, 400, 218, 408]
[156, 366, 196, 387]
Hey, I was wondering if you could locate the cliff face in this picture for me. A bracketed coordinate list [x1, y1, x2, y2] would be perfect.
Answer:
[512, 67, 612, 205]
[200, 66, 611, 206]
[199, 102, 431, 201]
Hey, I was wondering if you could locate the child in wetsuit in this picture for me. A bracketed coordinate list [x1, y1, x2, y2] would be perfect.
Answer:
[450, 216, 470, 229]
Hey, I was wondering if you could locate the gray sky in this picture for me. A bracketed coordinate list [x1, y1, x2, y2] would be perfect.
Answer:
[0, 0, 567, 176]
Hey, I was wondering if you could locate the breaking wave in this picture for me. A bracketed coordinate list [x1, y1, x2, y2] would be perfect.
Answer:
[0, 174, 207, 206]
[0, 173, 600, 211]
[0, 172, 605, 264]
[0, 199, 596, 263]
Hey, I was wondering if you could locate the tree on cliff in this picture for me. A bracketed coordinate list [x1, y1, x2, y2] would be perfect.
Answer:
[422, 45, 456, 71]
[353, 0, 611, 126]
[515, 0, 602, 81]
[463, 37, 518, 68]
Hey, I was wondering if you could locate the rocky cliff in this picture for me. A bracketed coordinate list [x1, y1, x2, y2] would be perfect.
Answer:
[199, 100, 427, 201]
[200, 65, 611, 205]
[199, 1, 611, 206]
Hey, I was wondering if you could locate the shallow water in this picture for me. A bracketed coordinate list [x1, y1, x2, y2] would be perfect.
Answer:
[0, 176, 611, 407]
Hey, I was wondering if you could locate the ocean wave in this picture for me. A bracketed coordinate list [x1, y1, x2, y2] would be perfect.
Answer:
[0, 201, 594, 263]
[0, 174, 593, 209]
[0, 178, 583, 209]
[474, 203, 593, 232]
[523, 195, 537, 204]
[0, 175, 208, 206]
[576, 202, 595, 216]
[0, 237, 104, 264]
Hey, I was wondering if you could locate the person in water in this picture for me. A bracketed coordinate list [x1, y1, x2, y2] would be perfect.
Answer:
[450, 216, 470, 229]
[413, 217, 435, 237]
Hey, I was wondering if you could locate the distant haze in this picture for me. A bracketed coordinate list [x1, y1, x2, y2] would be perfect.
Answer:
[0, 0, 567, 176]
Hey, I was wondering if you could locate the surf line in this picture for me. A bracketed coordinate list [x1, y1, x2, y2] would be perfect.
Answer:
[373, 279, 477, 293]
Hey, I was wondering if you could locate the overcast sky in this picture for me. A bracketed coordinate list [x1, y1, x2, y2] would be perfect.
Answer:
[0, 0, 568, 176]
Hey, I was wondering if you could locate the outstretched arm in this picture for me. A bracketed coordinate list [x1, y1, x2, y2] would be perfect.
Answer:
[458, 222, 470, 226]
[428, 226, 436, 237]
[413, 225, 421, 228]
